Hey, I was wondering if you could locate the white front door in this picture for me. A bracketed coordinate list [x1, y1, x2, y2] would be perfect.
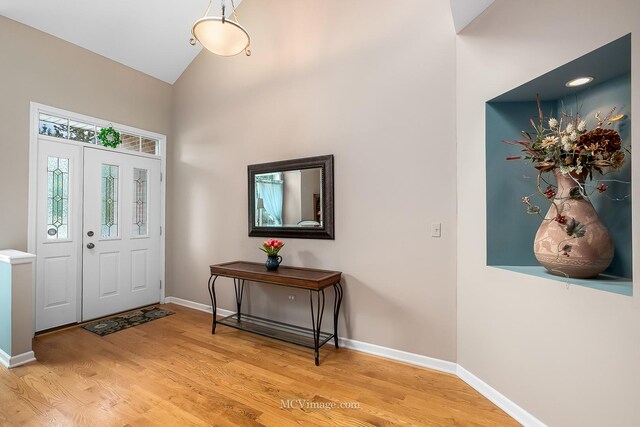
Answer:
[82, 149, 161, 321]
[35, 140, 83, 331]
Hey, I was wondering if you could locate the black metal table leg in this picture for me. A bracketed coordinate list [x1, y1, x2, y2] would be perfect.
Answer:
[207, 274, 218, 334]
[309, 289, 326, 366]
[333, 282, 343, 348]
[234, 279, 245, 320]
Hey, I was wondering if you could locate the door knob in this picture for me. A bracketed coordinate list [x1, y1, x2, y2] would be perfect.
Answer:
[87, 243, 95, 249]
[87, 231, 94, 237]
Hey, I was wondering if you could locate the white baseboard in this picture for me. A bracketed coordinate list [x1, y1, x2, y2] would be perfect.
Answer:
[338, 337, 458, 374]
[0, 349, 9, 368]
[457, 366, 546, 427]
[165, 296, 545, 427]
[164, 296, 234, 317]
[0, 349, 36, 369]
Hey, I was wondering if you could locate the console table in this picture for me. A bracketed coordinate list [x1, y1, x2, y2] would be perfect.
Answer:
[208, 261, 343, 366]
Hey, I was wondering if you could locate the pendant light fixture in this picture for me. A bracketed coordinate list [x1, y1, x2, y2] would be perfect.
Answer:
[190, 0, 251, 56]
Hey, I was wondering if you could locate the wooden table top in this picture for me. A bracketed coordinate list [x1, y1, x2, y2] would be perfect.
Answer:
[210, 261, 342, 290]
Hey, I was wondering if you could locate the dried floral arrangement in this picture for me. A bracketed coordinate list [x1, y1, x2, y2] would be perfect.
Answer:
[505, 96, 626, 179]
[504, 96, 630, 244]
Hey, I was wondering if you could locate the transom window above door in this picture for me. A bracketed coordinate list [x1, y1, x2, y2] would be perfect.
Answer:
[38, 113, 160, 156]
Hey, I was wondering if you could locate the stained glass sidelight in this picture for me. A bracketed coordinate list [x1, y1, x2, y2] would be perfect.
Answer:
[101, 164, 119, 238]
[47, 156, 69, 239]
[132, 168, 148, 236]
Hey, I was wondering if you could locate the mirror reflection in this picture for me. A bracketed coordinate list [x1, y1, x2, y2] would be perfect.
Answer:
[248, 154, 333, 239]
[254, 168, 323, 228]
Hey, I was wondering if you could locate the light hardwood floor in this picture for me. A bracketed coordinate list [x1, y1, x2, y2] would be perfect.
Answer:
[0, 304, 518, 426]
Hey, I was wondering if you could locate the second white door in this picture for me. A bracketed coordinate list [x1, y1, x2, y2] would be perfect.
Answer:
[82, 149, 161, 321]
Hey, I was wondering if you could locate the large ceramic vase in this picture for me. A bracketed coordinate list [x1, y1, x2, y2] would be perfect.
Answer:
[533, 169, 614, 279]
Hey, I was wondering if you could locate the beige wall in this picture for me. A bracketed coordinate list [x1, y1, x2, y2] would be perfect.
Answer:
[169, 0, 458, 360]
[0, 16, 172, 251]
[456, 1, 640, 425]
[300, 168, 321, 222]
[282, 170, 301, 225]
[281, 169, 321, 224]
[5, 2, 637, 423]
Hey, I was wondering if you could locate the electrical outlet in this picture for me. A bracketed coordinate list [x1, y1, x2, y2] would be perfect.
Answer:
[431, 222, 442, 237]
[288, 295, 296, 301]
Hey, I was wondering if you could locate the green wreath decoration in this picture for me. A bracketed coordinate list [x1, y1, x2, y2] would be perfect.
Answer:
[98, 127, 122, 148]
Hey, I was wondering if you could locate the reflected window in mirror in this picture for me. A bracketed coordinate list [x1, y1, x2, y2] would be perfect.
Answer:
[255, 172, 284, 226]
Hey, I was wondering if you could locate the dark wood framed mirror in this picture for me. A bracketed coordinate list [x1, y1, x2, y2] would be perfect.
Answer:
[248, 155, 334, 239]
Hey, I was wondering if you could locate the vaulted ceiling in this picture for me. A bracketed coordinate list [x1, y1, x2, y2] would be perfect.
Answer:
[1, 0, 492, 84]
[449, 0, 494, 33]
[0, 0, 237, 83]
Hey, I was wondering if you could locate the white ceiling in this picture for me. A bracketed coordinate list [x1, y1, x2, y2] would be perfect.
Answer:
[1, 0, 487, 84]
[0, 0, 242, 84]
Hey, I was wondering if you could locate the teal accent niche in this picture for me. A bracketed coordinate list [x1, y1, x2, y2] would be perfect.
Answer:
[486, 35, 632, 296]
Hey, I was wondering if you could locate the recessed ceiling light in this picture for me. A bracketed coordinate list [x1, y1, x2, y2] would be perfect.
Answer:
[565, 77, 594, 87]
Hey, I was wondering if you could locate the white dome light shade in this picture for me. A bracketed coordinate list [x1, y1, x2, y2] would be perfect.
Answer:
[192, 17, 250, 56]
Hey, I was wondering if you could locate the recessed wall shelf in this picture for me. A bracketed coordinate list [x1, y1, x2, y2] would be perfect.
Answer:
[493, 266, 632, 296]
[485, 34, 632, 296]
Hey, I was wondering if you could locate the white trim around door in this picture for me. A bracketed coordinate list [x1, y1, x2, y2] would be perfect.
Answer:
[28, 102, 167, 330]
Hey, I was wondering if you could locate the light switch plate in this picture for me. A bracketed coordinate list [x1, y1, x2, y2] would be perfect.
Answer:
[431, 223, 442, 237]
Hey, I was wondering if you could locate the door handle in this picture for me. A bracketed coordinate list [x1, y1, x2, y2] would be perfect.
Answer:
[87, 243, 95, 249]
[87, 231, 94, 237]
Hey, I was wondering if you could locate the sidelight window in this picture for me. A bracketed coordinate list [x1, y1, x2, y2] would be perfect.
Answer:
[46, 156, 69, 239]
[101, 164, 119, 238]
[132, 168, 148, 236]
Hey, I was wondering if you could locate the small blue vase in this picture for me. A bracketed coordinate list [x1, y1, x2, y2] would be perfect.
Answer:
[265, 255, 282, 271]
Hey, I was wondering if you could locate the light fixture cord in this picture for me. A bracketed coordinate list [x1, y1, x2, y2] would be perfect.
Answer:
[202, 0, 236, 23]
[203, 0, 213, 17]
[230, 0, 240, 23]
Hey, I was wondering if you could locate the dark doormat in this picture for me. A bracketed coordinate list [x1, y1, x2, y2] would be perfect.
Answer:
[82, 306, 175, 336]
